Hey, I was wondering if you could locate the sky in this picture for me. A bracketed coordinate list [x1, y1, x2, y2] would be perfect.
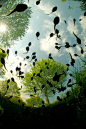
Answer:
[0, 0, 86, 103]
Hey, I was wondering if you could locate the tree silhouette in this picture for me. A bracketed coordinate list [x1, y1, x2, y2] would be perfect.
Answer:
[21, 58, 68, 104]
[0, 0, 32, 48]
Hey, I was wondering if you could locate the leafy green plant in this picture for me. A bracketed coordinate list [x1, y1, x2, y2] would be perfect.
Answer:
[68, 55, 86, 121]
[10, 96, 25, 106]
[0, 80, 20, 97]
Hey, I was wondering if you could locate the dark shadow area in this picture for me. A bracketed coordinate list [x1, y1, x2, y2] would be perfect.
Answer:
[0, 88, 86, 128]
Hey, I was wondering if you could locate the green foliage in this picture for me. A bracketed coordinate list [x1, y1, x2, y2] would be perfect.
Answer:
[21, 58, 68, 104]
[10, 96, 25, 106]
[0, 49, 7, 62]
[26, 96, 44, 107]
[67, 55, 86, 101]
[72, 55, 86, 90]
[0, 80, 20, 97]
[68, 54, 86, 120]
[79, 0, 86, 11]
[0, 0, 32, 48]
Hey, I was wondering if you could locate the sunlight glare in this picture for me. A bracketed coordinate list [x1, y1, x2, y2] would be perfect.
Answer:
[0, 24, 6, 32]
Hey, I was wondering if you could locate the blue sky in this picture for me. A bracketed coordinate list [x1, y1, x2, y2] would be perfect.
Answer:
[0, 0, 86, 103]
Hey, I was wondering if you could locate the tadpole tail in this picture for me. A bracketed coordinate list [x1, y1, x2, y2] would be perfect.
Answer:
[73, 32, 78, 39]
[36, 37, 39, 40]
[46, 12, 52, 15]
[6, 9, 16, 16]
[23, 52, 28, 54]
[54, 25, 56, 31]
[4, 65, 8, 71]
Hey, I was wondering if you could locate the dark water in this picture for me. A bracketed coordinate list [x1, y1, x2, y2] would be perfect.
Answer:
[0, 0, 86, 105]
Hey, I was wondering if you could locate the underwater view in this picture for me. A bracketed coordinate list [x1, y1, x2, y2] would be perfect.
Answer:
[0, 0, 86, 128]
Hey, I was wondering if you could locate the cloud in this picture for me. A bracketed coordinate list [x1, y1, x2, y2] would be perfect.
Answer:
[43, 20, 54, 31]
[20, 92, 30, 102]
[67, 16, 79, 35]
[79, 16, 86, 46]
[79, 16, 86, 31]
[36, 1, 52, 15]
[3, 51, 31, 88]
[26, 26, 34, 33]
[36, 0, 61, 18]
[59, 29, 68, 44]
[40, 30, 59, 56]
[40, 19, 70, 56]
[64, 47, 75, 58]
